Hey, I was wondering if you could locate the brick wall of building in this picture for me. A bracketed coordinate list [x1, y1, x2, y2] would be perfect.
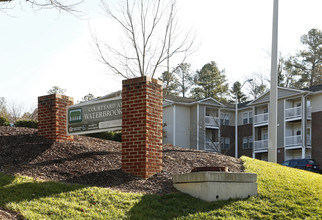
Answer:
[238, 124, 253, 158]
[38, 94, 74, 142]
[312, 111, 322, 165]
[220, 125, 235, 157]
[122, 76, 163, 179]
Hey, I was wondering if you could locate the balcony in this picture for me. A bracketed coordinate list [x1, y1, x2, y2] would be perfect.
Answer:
[254, 139, 268, 152]
[285, 106, 301, 120]
[285, 135, 301, 147]
[253, 113, 268, 126]
[205, 116, 220, 127]
[285, 135, 311, 148]
[205, 141, 220, 151]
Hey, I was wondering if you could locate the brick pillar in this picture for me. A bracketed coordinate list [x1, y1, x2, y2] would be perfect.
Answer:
[38, 94, 74, 142]
[122, 76, 163, 179]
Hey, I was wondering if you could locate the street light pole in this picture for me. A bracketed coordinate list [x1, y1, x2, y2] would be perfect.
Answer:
[235, 95, 238, 158]
[268, 0, 278, 163]
[235, 79, 252, 158]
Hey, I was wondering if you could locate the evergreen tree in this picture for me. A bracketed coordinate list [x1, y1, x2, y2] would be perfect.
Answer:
[284, 28, 322, 88]
[159, 71, 180, 97]
[230, 81, 247, 103]
[191, 61, 229, 102]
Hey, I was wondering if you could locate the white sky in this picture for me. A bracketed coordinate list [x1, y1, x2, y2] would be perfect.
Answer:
[1, 0, 321, 112]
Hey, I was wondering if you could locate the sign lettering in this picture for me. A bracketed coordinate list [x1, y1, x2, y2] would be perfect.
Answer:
[67, 96, 122, 135]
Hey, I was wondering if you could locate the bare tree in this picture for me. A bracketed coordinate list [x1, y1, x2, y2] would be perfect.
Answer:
[246, 73, 269, 100]
[93, 0, 194, 79]
[7, 101, 25, 123]
[0, 0, 82, 13]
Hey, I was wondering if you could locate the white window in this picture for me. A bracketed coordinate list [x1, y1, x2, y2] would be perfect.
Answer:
[243, 111, 253, 125]
[242, 112, 248, 124]
[242, 136, 253, 149]
[242, 136, 248, 149]
[220, 113, 230, 125]
[248, 136, 253, 149]
[221, 137, 230, 150]
[249, 111, 253, 124]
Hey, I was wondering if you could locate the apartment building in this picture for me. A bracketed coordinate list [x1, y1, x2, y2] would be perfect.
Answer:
[162, 85, 322, 165]
[162, 95, 253, 158]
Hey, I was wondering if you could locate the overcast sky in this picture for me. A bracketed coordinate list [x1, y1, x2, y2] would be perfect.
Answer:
[1, 0, 321, 112]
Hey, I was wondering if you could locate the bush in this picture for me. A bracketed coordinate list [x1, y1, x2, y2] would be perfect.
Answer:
[0, 117, 9, 126]
[86, 131, 122, 142]
[14, 120, 38, 128]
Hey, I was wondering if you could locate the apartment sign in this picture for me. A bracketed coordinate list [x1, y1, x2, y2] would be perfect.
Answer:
[67, 96, 122, 135]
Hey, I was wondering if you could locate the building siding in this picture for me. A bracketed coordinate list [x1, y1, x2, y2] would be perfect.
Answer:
[311, 93, 322, 113]
[199, 105, 206, 150]
[162, 106, 173, 145]
[277, 99, 284, 148]
[190, 105, 197, 149]
[174, 105, 191, 148]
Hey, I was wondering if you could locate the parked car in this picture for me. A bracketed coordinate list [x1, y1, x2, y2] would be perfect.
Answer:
[281, 159, 320, 173]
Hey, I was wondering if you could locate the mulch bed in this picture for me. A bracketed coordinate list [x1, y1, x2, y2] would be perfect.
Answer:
[0, 126, 243, 218]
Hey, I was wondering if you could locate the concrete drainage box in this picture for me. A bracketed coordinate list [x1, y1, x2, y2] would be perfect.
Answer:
[173, 172, 257, 202]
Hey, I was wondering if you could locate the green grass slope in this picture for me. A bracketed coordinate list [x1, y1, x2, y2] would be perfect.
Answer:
[0, 157, 321, 219]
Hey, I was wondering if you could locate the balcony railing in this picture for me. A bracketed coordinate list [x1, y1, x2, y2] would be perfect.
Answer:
[254, 113, 269, 125]
[284, 135, 311, 147]
[285, 106, 301, 120]
[205, 141, 220, 151]
[205, 116, 220, 127]
[254, 139, 268, 151]
[285, 135, 302, 147]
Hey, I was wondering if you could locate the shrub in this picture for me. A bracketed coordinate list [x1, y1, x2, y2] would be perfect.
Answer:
[0, 117, 9, 126]
[86, 131, 122, 142]
[14, 120, 38, 128]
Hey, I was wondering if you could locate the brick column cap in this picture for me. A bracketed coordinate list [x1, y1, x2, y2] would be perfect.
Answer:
[122, 76, 162, 86]
[38, 94, 74, 102]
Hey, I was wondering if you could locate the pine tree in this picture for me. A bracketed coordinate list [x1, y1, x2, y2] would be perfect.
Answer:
[191, 61, 229, 102]
[159, 71, 180, 96]
[230, 81, 247, 103]
[283, 28, 322, 88]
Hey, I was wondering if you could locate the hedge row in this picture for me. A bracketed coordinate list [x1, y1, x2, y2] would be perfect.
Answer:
[0, 117, 10, 126]
[85, 131, 122, 142]
[15, 120, 38, 128]
[0, 117, 121, 142]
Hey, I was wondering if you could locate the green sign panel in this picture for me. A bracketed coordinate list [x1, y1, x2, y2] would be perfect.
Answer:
[67, 96, 122, 135]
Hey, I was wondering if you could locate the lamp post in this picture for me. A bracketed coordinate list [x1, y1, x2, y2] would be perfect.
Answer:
[268, 0, 278, 163]
[235, 79, 253, 158]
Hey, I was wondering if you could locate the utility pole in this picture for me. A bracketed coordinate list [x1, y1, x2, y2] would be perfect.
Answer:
[268, 0, 278, 163]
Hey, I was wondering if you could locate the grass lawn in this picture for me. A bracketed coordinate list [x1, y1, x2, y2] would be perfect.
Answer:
[1, 157, 321, 219]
